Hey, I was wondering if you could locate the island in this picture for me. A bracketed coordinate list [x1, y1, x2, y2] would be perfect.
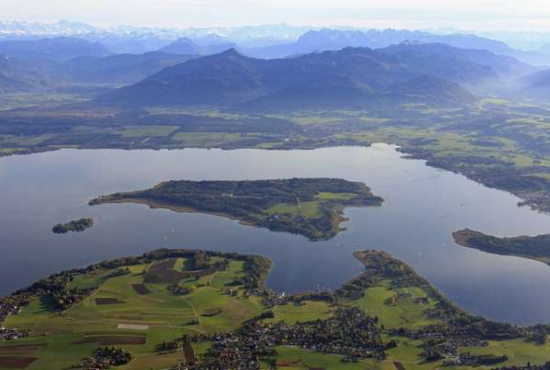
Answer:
[52, 218, 94, 234]
[453, 229, 550, 265]
[89, 178, 384, 240]
[1, 248, 545, 370]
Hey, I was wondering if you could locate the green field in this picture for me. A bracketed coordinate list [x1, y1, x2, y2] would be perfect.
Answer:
[267, 301, 333, 325]
[120, 126, 178, 138]
[1, 256, 264, 369]
[2, 249, 550, 370]
[349, 282, 441, 330]
[3, 99, 550, 216]
[271, 346, 376, 369]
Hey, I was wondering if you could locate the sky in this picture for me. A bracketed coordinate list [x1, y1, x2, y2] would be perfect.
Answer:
[1, 0, 550, 31]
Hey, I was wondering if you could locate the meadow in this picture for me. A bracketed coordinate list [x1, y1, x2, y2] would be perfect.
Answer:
[2, 249, 550, 369]
[1, 256, 264, 369]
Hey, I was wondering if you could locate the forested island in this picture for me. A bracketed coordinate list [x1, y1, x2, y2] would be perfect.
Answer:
[52, 218, 94, 234]
[89, 178, 384, 240]
[453, 229, 550, 265]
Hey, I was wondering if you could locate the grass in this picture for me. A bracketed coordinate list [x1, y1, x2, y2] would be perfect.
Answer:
[265, 192, 357, 220]
[171, 132, 245, 147]
[1, 258, 264, 369]
[267, 301, 333, 325]
[528, 172, 550, 180]
[120, 126, 178, 138]
[464, 339, 550, 367]
[316, 192, 357, 201]
[266, 200, 323, 219]
[347, 281, 441, 330]
[3, 249, 550, 369]
[272, 346, 379, 370]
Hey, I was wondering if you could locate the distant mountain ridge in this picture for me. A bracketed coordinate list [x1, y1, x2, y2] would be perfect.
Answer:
[0, 55, 56, 93]
[100, 44, 509, 110]
[61, 51, 198, 84]
[248, 29, 519, 59]
[158, 37, 238, 56]
[3, 20, 548, 64]
[0, 37, 111, 61]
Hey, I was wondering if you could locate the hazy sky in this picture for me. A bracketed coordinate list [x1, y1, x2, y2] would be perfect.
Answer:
[1, 0, 550, 31]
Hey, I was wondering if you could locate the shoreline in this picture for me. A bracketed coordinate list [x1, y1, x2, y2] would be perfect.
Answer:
[89, 179, 383, 241]
[2, 142, 547, 215]
[453, 229, 550, 266]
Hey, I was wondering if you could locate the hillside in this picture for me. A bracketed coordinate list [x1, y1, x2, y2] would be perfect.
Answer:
[159, 37, 238, 56]
[249, 28, 518, 59]
[519, 68, 550, 99]
[0, 55, 57, 93]
[0, 37, 111, 62]
[61, 51, 198, 84]
[100, 45, 495, 110]
[378, 42, 534, 80]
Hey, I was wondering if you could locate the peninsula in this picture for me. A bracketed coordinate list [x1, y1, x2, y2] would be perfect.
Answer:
[0, 248, 545, 370]
[453, 229, 550, 265]
[89, 178, 384, 240]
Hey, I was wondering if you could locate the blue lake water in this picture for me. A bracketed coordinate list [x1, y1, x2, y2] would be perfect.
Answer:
[1, 144, 550, 324]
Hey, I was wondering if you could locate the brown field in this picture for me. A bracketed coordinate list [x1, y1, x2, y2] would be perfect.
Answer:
[95, 297, 125, 305]
[132, 283, 151, 295]
[276, 360, 292, 367]
[0, 356, 38, 369]
[144, 258, 188, 284]
[144, 269, 187, 284]
[148, 259, 177, 272]
[183, 343, 195, 365]
[394, 361, 406, 370]
[74, 335, 146, 345]
[202, 308, 223, 317]
[0, 344, 46, 353]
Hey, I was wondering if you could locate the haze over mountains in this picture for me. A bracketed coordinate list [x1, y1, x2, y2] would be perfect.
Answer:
[1, 19, 550, 109]
[100, 43, 536, 111]
[0, 37, 110, 61]
[159, 36, 238, 56]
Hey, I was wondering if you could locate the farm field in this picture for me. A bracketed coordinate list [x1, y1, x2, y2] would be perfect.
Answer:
[0, 252, 265, 369]
[1, 249, 550, 369]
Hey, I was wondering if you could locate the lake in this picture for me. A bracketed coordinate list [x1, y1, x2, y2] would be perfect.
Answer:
[1, 144, 550, 325]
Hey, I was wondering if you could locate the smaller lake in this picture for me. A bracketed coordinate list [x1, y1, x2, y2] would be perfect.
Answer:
[1, 144, 550, 325]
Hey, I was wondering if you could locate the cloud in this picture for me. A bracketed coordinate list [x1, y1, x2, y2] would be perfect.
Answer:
[0, 0, 549, 30]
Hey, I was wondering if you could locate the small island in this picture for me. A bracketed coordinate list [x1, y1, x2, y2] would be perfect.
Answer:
[453, 228, 550, 265]
[89, 178, 384, 240]
[52, 218, 94, 234]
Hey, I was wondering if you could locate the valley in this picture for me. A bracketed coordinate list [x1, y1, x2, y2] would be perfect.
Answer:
[2, 18, 550, 370]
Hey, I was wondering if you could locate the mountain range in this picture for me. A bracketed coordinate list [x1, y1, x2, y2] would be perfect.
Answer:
[0, 55, 57, 93]
[0, 22, 548, 107]
[0, 37, 111, 62]
[247, 29, 517, 59]
[159, 36, 237, 56]
[61, 52, 197, 84]
[100, 42, 535, 111]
